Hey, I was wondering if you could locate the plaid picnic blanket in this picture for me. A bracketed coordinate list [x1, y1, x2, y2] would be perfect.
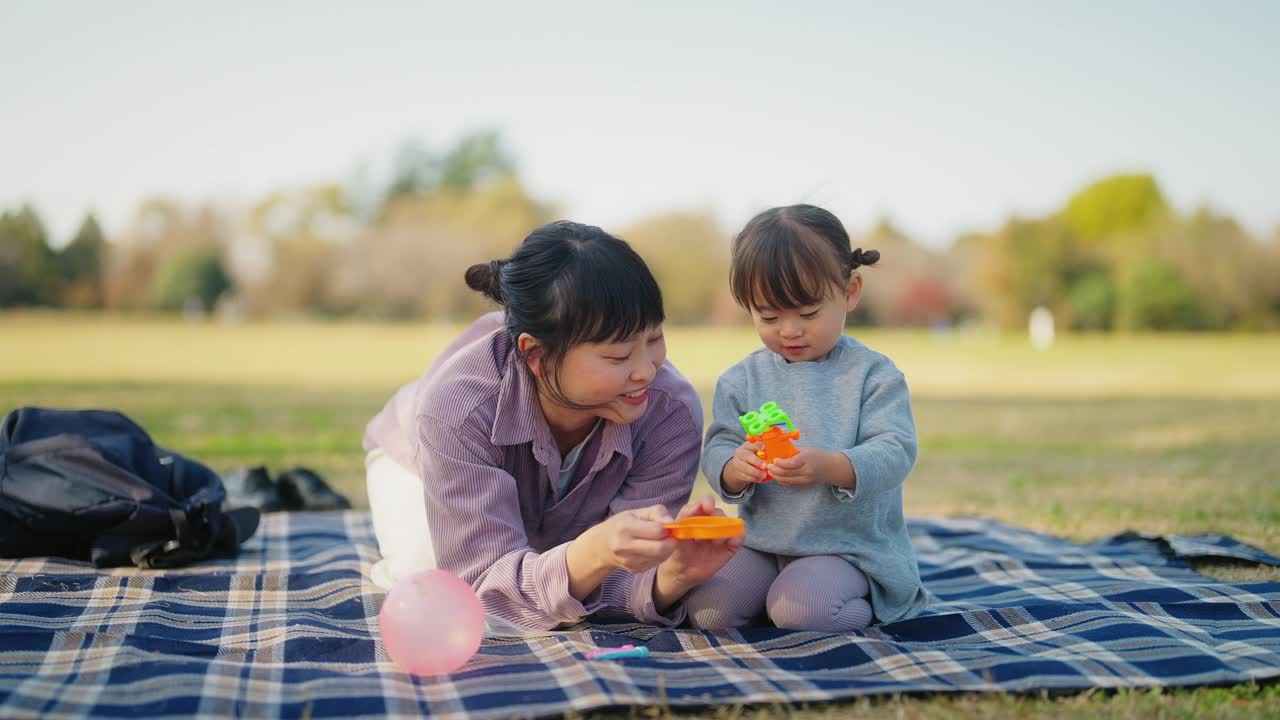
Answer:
[2, 513, 1278, 719]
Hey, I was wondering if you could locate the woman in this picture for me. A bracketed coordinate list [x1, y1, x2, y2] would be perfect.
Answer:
[364, 221, 740, 631]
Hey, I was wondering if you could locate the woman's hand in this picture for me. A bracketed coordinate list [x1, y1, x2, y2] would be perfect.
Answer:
[567, 504, 679, 601]
[653, 495, 744, 609]
[721, 440, 768, 494]
[592, 504, 679, 573]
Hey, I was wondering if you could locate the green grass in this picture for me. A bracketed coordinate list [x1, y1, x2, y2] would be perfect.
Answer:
[2, 313, 1278, 717]
[570, 682, 1280, 719]
[5, 312, 1280, 398]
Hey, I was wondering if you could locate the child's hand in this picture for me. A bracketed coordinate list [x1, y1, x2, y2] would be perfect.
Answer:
[769, 448, 853, 488]
[722, 440, 768, 494]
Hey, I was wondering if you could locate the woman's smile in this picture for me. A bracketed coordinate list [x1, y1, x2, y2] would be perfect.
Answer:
[619, 386, 650, 405]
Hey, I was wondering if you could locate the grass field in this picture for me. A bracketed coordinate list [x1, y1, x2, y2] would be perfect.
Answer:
[3, 312, 1278, 718]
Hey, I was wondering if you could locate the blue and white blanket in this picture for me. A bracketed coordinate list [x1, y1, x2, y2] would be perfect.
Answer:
[2, 513, 1277, 719]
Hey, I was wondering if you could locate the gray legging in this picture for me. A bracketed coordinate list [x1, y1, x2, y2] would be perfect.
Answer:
[684, 548, 873, 632]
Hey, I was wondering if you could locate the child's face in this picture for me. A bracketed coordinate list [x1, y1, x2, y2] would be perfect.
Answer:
[749, 273, 862, 363]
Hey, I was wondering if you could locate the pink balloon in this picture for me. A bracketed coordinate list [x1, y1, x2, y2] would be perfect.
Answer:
[379, 569, 484, 675]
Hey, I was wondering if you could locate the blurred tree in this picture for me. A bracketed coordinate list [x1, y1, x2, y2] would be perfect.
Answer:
[620, 211, 728, 324]
[1117, 259, 1205, 331]
[239, 184, 356, 316]
[966, 173, 1266, 332]
[942, 232, 984, 324]
[0, 205, 59, 306]
[105, 199, 230, 310]
[892, 276, 952, 326]
[383, 139, 440, 204]
[226, 131, 549, 320]
[1149, 208, 1267, 329]
[150, 250, 232, 311]
[57, 213, 106, 308]
[438, 131, 514, 191]
[382, 131, 514, 210]
[855, 218, 947, 326]
[399, 173, 551, 244]
[1065, 267, 1116, 331]
[358, 174, 552, 319]
[265, 235, 340, 314]
[976, 217, 1077, 329]
[1266, 228, 1280, 325]
[1061, 173, 1169, 244]
[103, 250, 159, 310]
[19, 143, 1270, 331]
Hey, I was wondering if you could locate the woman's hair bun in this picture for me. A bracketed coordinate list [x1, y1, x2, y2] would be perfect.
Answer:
[464, 259, 506, 304]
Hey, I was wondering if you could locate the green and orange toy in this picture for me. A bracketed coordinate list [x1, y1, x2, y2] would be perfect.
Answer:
[738, 401, 800, 481]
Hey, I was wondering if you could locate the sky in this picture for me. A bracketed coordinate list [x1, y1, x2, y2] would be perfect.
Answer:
[2, 0, 1277, 247]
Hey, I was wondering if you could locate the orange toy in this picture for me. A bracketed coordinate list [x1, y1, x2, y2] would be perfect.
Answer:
[664, 516, 745, 540]
[748, 426, 800, 475]
[739, 401, 800, 481]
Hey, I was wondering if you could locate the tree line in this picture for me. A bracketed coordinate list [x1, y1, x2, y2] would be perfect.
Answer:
[4, 133, 1278, 330]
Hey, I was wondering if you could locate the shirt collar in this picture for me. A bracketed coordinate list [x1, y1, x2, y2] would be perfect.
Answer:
[489, 332, 542, 447]
[488, 333, 635, 468]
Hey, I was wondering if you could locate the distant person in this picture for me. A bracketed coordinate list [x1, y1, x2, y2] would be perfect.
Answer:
[687, 204, 928, 631]
[363, 221, 741, 633]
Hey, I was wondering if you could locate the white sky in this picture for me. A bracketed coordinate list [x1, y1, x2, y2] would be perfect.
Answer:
[2, 0, 1277, 247]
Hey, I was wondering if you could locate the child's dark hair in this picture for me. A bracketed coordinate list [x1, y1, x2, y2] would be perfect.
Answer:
[730, 204, 879, 311]
[465, 221, 664, 408]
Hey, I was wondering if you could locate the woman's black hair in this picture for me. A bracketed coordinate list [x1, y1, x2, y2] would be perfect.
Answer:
[729, 204, 880, 311]
[465, 221, 665, 409]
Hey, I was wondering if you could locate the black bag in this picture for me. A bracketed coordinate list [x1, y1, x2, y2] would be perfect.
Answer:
[0, 407, 258, 568]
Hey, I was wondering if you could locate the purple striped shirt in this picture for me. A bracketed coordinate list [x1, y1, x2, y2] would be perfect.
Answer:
[364, 313, 704, 629]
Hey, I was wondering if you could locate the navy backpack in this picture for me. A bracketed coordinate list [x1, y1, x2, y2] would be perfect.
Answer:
[0, 407, 258, 568]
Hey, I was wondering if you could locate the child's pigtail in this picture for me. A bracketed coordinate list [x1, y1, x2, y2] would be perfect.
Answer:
[851, 248, 880, 269]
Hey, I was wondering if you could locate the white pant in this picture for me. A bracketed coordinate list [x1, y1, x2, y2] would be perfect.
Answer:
[365, 449, 438, 591]
[364, 449, 557, 638]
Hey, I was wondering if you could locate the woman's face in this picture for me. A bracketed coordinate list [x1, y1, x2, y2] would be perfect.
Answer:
[532, 325, 667, 428]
